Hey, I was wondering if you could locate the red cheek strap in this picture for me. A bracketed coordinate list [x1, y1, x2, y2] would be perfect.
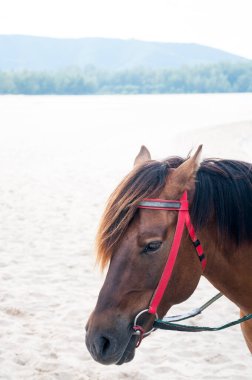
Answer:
[138, 191, 206, 315]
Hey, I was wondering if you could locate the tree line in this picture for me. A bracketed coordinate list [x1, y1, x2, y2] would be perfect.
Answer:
[0, 62, 252, 94]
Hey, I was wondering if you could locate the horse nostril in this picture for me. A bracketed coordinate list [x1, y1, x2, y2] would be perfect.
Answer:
[93, 334, 114, 360]
[86, 330, 120, 364]
[100, 336, 111, 355]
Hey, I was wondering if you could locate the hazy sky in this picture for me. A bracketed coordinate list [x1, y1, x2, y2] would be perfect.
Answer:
[1, 0, 252, 59]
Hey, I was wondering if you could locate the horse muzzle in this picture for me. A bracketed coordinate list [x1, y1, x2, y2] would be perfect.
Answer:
[85, 315, 137, 365]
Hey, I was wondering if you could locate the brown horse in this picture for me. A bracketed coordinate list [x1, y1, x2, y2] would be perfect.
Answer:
[85, 146, 252, 365]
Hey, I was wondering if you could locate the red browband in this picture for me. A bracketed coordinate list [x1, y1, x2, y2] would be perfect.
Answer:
[138, 191, 206, 315]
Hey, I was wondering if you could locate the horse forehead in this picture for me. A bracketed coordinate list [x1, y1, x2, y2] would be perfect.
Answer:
[137, 208, 171, 231]
[122, 210, 168, 241]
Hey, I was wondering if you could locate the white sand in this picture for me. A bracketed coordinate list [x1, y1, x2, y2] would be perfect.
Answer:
[0, 95, 251, 379]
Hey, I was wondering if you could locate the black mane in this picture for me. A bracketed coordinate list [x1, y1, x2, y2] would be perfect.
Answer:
[191, 158, 252, 246]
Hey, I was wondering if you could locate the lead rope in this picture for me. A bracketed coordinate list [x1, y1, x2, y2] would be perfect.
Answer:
[158, 292, 223, 323]
[153, 292, 252, 332]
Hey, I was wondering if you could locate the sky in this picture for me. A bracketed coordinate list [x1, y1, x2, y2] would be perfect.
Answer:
[1, 0, 252, 59]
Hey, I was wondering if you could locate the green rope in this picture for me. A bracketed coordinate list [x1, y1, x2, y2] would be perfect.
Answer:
[153, 292, 252, 332]
[154, 312, 252, 332]
[197, 292, 223, 312]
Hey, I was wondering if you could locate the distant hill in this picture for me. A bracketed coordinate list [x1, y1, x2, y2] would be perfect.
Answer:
[0, 35, 249, 71]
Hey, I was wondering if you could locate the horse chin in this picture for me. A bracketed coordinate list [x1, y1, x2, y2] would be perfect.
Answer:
[116, 335, 137, 365]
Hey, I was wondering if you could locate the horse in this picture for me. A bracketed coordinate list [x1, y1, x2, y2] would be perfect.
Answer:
[85, 145, 252, 365]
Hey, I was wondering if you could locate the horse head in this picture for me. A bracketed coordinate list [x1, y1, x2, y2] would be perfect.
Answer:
[85, 145, 205, 365]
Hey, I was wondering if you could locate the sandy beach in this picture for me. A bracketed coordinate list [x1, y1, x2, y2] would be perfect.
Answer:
[0, 95, 251, 380]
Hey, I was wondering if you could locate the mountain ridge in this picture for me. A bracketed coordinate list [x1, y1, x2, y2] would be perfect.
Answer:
[0, 35, 249, 71]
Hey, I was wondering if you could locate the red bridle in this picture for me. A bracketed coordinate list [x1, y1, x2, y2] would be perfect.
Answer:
[132, 191, 206, 345]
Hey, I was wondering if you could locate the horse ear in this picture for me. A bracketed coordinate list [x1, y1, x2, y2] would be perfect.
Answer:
[134, 145, 151, 166]
[166, 145, 202, 195]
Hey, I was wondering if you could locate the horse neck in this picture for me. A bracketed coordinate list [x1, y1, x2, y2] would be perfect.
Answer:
[199, 225, 252, 314]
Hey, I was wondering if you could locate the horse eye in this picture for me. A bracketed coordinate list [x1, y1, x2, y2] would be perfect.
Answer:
[142, 241, 162, 254]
